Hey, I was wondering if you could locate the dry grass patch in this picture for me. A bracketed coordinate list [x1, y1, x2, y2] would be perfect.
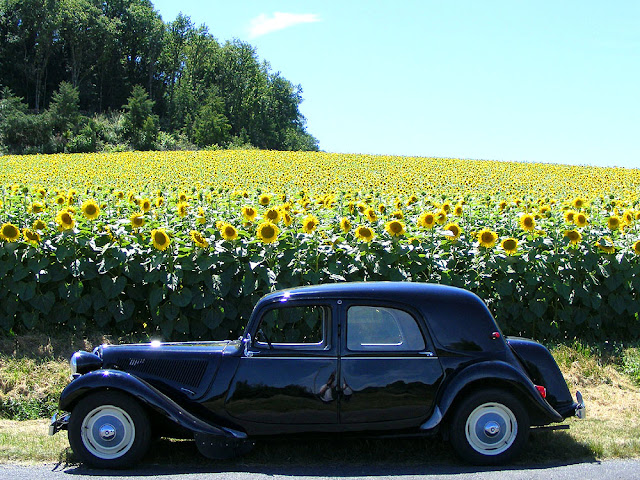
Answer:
[552, 344, 640, 459]
[0, 419, 70, 464]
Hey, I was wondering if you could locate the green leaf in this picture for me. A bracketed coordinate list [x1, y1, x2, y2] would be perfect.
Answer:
[174, 315, 190, 334]
[21, 311, 39, 329]
[149, 286, 164, 310]
[196, 254, 216, 271]
[203, 306, 224, 330]
[100, 275, 127, 299]
[56, 244, 74, 260]
[170, 288, 193, 308]
[94, 309, 112, 327]
[108, 299, 135, 322]
[530, 299, 547, 319]
[30, 291, 56, 314]
[608, 294, 627, 315]
[19, 281, 36, 301]
[124, 262, 145, 283]
[73, 294, 93, 314]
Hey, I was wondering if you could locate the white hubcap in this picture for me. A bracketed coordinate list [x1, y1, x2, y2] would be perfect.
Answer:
[81, 405, 136, 460]
[465, 402, 517, 456]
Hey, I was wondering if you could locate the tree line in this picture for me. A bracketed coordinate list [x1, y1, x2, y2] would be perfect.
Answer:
[0, 0, 319, 154]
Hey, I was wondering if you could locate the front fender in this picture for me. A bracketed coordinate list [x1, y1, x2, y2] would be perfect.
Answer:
[60, 369, 246, 439]
[421, 360, 562, 431]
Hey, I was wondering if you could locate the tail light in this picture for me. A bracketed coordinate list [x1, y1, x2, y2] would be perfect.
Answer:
[535, 385, 547, 398]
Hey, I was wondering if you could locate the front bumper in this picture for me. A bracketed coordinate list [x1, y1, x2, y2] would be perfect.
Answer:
[48, 412, 70, 436]
[575, 391, 586, 419]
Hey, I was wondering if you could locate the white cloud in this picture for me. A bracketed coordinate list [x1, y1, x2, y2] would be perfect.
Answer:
[248, 12, 320, 38]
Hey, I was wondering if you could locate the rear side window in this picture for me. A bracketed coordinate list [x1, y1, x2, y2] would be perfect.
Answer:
[347, 306, 425, 351]
[256, 305, 327, 346]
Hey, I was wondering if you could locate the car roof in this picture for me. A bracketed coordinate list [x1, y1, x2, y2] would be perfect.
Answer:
[259, 281, 482, 306]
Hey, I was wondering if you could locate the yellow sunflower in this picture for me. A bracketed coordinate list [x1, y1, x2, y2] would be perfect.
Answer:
[435, 210, 447, 225]
[418, 212, 436, 229]
[81, 199, 100, 220]
[55, 195, 66, 206]
[55, 210, 75, 231]
[140, 198, 152, 213]
[453, 204, 464, 216]
[563, 210, 576, 223]
[574, 213, 588, 228]
[257, 222, 279, 243]
[196, 207, 206, 224]
[355, 225, 375, 242]
[220, 223, 238, 241]
[242, 206, 258, 222]
[519, 214, 535, 232]
[564, 230, 582, 245]
[0, 223, 20, 242]
[365, 208, 377, 222]
[190, 230, 209, 248]
[258, 194, 271, 206]
[572, 198, 586, 209]
[23, 228, 40, 244]
[264, 208, 281, 224]
[178, 192, 188, 202]
[378, 203, 387, 214]
[151, 229, 171, 251]
[623, 210, 634, 225]
[340, 217, 352, 233]
[632, 240, 640, 255]
[443, 223, 461, 241]
[130, 213, 145, 229]
[33, 219, 46, 231]
[282, 212, 293, 226]
[607, 216, 621, 231]
[176, 202, 189, 217]
[596, 236, 615, 254]
[155, 196, 164, 207]
[478, 228, 498, 248]
[539, 205, 551, 217]
[385, 220, 405, 237]
[302, 215, 319, 234]
[501, 237, 518, 255]
[29, 202, 45, 214]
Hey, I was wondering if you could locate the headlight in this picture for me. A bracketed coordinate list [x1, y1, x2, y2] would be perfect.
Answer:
[70, 351, 103, 377]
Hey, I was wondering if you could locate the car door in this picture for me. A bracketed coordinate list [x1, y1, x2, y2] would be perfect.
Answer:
[224, 301, 339, 430]
[338, 301, 444, 426]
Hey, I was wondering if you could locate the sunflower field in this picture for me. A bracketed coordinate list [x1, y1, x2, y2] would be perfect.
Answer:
[1, 151, 639, 342]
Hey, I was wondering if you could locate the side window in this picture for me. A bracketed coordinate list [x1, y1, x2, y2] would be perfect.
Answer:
[347, 306, 425, 352]
[255, 305, 328, 347]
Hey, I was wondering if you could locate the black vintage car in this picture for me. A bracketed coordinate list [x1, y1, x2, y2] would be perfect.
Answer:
[50, 282, 585, 468]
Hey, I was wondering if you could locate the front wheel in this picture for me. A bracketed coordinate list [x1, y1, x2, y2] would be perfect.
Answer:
[449, 389, 530, 465]
[68, 391, 151, 469]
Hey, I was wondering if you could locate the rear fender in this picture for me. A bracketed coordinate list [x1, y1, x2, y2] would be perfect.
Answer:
[60, 369, 246, 439]
[421, 360, 562, 431]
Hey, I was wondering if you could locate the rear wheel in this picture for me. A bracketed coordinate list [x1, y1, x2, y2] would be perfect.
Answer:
[449, 389, 529, 465]
[68, 391, 151, 469]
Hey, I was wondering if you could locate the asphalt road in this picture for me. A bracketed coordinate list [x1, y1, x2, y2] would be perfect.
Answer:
[1, 460, 640, 480]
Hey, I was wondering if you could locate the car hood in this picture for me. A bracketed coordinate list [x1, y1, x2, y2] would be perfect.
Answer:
[99, 340, 242, 399]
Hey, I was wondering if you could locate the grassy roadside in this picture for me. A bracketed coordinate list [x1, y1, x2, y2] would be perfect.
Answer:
[0, 334, 639, 465]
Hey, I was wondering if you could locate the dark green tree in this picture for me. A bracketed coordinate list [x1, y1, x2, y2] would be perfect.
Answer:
[48, 81, 81, 135]
[122, 84, 158, 150]
[191, 88, 230, 147]
[0, 87, 51, 153]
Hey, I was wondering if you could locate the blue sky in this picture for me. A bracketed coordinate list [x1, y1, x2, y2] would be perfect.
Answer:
[151, 1, 640, 168]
